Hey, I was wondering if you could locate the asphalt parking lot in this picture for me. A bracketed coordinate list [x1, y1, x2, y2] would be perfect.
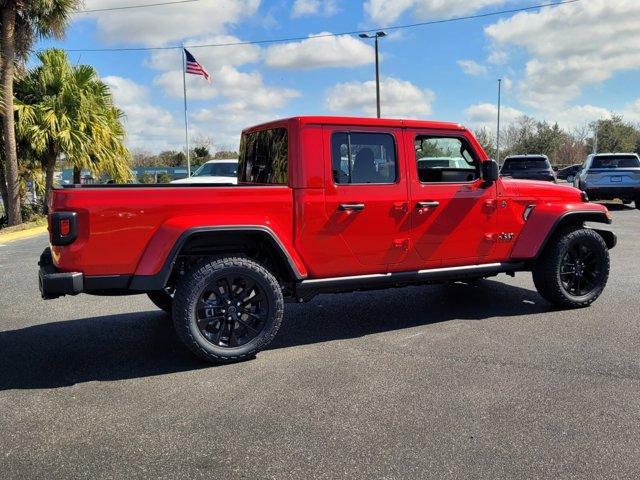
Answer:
[1, 206, 639, 479]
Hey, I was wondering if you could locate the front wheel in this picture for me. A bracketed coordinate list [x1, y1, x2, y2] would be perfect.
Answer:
[172, 257, 284, 363]
[532, 228, 609, 308]
[636, 197, 640, 210]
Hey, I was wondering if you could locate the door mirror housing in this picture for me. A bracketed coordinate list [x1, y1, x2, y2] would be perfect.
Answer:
[482, 159, 500, 183]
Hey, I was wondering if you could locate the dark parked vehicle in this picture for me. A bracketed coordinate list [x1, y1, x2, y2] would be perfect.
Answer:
[557, 164, 582, 182]
[574, 153, 640, 208]
[500, 155, 556, 182]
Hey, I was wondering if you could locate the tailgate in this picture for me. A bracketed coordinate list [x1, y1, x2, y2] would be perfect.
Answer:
[586, 169, 640, 186]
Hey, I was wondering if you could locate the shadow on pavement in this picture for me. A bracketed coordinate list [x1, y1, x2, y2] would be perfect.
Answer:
[272, 279, 550, 350]
[0, 280, 550, 390]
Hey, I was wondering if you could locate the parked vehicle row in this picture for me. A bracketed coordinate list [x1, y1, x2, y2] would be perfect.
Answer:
[572, 153, 640, 209]
[171, 159, 239, 184]
[500, 154, 557, 183]
[39, 116, 617, 364]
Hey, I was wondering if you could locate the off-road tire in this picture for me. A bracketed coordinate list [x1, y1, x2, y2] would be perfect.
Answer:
[532, 227, 609, 308]
[172, 257, 284, 363]
[147, 290, 173, 314]
[635, 197, 640, 210]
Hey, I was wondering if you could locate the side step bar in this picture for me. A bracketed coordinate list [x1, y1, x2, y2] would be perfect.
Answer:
[295, 262, 526, 300]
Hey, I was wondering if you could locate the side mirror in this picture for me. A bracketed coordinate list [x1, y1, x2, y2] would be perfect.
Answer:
[482, 159, 500, 183]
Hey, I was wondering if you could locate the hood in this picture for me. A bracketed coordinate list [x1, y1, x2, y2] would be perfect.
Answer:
[501, 177, 583, 202]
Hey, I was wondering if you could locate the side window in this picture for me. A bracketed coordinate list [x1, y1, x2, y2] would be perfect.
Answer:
[238, 128, 288, 184]
[331, 132, 397, 184]
[414, 136, 479, 183]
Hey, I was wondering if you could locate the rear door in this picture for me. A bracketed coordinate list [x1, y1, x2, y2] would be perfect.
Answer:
[404, 129, 498, 268]
[321, 126, 411, 274]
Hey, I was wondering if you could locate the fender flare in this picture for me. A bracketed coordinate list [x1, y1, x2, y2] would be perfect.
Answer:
[129, 225, 307, 291]
[511, 209, 614, 260]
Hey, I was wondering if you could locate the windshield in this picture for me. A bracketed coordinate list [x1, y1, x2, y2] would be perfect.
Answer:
[502, 158, 550, 170]
[193, 162, 238, 177]
[590, 155, 640, 169]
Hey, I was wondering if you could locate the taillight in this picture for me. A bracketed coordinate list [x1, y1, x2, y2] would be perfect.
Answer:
[51, 212, 78, 246]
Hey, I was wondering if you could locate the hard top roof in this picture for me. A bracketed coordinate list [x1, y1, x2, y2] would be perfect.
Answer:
[242, 116, 467, 133]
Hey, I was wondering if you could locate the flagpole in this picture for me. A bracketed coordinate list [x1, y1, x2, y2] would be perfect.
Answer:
[181, 47, 191, 177]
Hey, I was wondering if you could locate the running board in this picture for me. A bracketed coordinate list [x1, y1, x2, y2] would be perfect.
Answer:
[295, 262, 526, 300]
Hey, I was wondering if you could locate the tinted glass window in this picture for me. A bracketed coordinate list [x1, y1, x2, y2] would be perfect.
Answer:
[331, 132, 397, 184]
[590, 155, 640, 169]
[238, 128, 288, 184]
[502, 157, 550, 170]
[194, 162, 238, 177]
[414, 136, 478, 183]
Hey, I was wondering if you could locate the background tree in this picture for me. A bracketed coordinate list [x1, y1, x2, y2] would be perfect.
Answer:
[15, 48, 131, 208]
[213, 150, 239, 159]
[473, 127, 496, 159]
[1, 0, 81, 225]
[587, 116, 640, 154]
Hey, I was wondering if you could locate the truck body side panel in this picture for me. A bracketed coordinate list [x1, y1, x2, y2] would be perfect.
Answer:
[50, 186, 297, 276]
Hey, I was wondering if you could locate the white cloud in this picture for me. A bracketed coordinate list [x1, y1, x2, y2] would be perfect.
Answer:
[485, 0, 640, 109]
[153, 65, 299, 107]
[265, 33, 374, 70]
[104, 76, 183, 151]
[458, 60, 488, 76]
[292, 0, 338, 18]
[364, 0, 508, 24]
[487, 50, 508, 65]
[539, 105, 612, 130]
[326, 77, 435, 117]
[464, 102, 524, 130]
[78, 0, 260, 46]
[148, 36, 261, 72]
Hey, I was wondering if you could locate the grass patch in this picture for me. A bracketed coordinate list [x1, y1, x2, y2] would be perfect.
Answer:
[0, 215, 47, 236]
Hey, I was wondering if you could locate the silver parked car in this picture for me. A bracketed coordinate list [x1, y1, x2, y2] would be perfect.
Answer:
[573, 153, 640, 209]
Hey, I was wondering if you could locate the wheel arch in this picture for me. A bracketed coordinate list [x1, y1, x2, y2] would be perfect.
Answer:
[511, 207, 614, 260]
[130, 226, 306, 291]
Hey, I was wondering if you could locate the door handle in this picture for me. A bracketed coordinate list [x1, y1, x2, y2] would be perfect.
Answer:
[339, 203, 365, 212]
[416, 201, 440, 209]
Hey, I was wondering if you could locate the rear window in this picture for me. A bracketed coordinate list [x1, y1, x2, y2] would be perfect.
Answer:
[502, 157, 550, 170]
[238, 128, 288, 184]
[331, 132, 397, 184]
[590, 155, 640, 169]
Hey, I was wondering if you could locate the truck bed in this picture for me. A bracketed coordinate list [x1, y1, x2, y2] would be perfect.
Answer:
[50, 184, 295, 277]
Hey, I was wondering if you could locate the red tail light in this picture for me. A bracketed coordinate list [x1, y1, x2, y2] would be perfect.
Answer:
[51, 212, 77, 246]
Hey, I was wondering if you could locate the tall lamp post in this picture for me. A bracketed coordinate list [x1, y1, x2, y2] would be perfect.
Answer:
[496, 78, 502, 165]
[359, 31, 386, 118]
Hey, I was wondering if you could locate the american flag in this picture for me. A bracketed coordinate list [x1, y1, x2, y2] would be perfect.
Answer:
[184, 48, 211, 83]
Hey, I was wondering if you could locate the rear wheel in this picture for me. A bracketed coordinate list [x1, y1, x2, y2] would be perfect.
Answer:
[172, 257, 284, 363]
[636, 197, 640, 210]
[532, 227, 609, 308]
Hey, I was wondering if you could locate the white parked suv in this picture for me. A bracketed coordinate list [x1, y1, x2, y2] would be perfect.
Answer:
[171, 159, 238, 184]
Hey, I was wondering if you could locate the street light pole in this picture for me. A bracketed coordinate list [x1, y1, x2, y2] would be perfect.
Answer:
[496, 78, 502, 165]
[359, 31, 386, 118]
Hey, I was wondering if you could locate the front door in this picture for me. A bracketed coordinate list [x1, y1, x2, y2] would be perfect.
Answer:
[404, 130, 498, 268]
[321, 126, 411, 276]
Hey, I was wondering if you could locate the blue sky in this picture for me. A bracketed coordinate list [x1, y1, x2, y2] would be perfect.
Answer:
[37, 0, 640, 153]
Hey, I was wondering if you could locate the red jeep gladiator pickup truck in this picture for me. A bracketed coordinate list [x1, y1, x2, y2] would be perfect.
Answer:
[39, 116, 616, 363]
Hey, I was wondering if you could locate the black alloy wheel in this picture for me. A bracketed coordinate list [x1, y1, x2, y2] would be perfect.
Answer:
[559, 242, 602, 297]
[195, 274, 268, 348]
[172, 257, 284, 363]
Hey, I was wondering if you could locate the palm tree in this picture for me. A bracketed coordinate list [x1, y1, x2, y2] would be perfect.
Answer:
[1, 0, 80, 225]
[15, 49, 131, 209]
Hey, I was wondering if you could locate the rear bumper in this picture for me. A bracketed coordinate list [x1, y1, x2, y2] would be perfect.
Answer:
[585, 186, 639, 200]
[38, 248, 83, 299]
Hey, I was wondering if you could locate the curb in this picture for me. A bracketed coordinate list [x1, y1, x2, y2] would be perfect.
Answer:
[0, 225, 48, 244]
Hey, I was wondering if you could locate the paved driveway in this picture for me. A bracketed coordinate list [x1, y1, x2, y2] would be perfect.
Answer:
[1, 206, 639, 479]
